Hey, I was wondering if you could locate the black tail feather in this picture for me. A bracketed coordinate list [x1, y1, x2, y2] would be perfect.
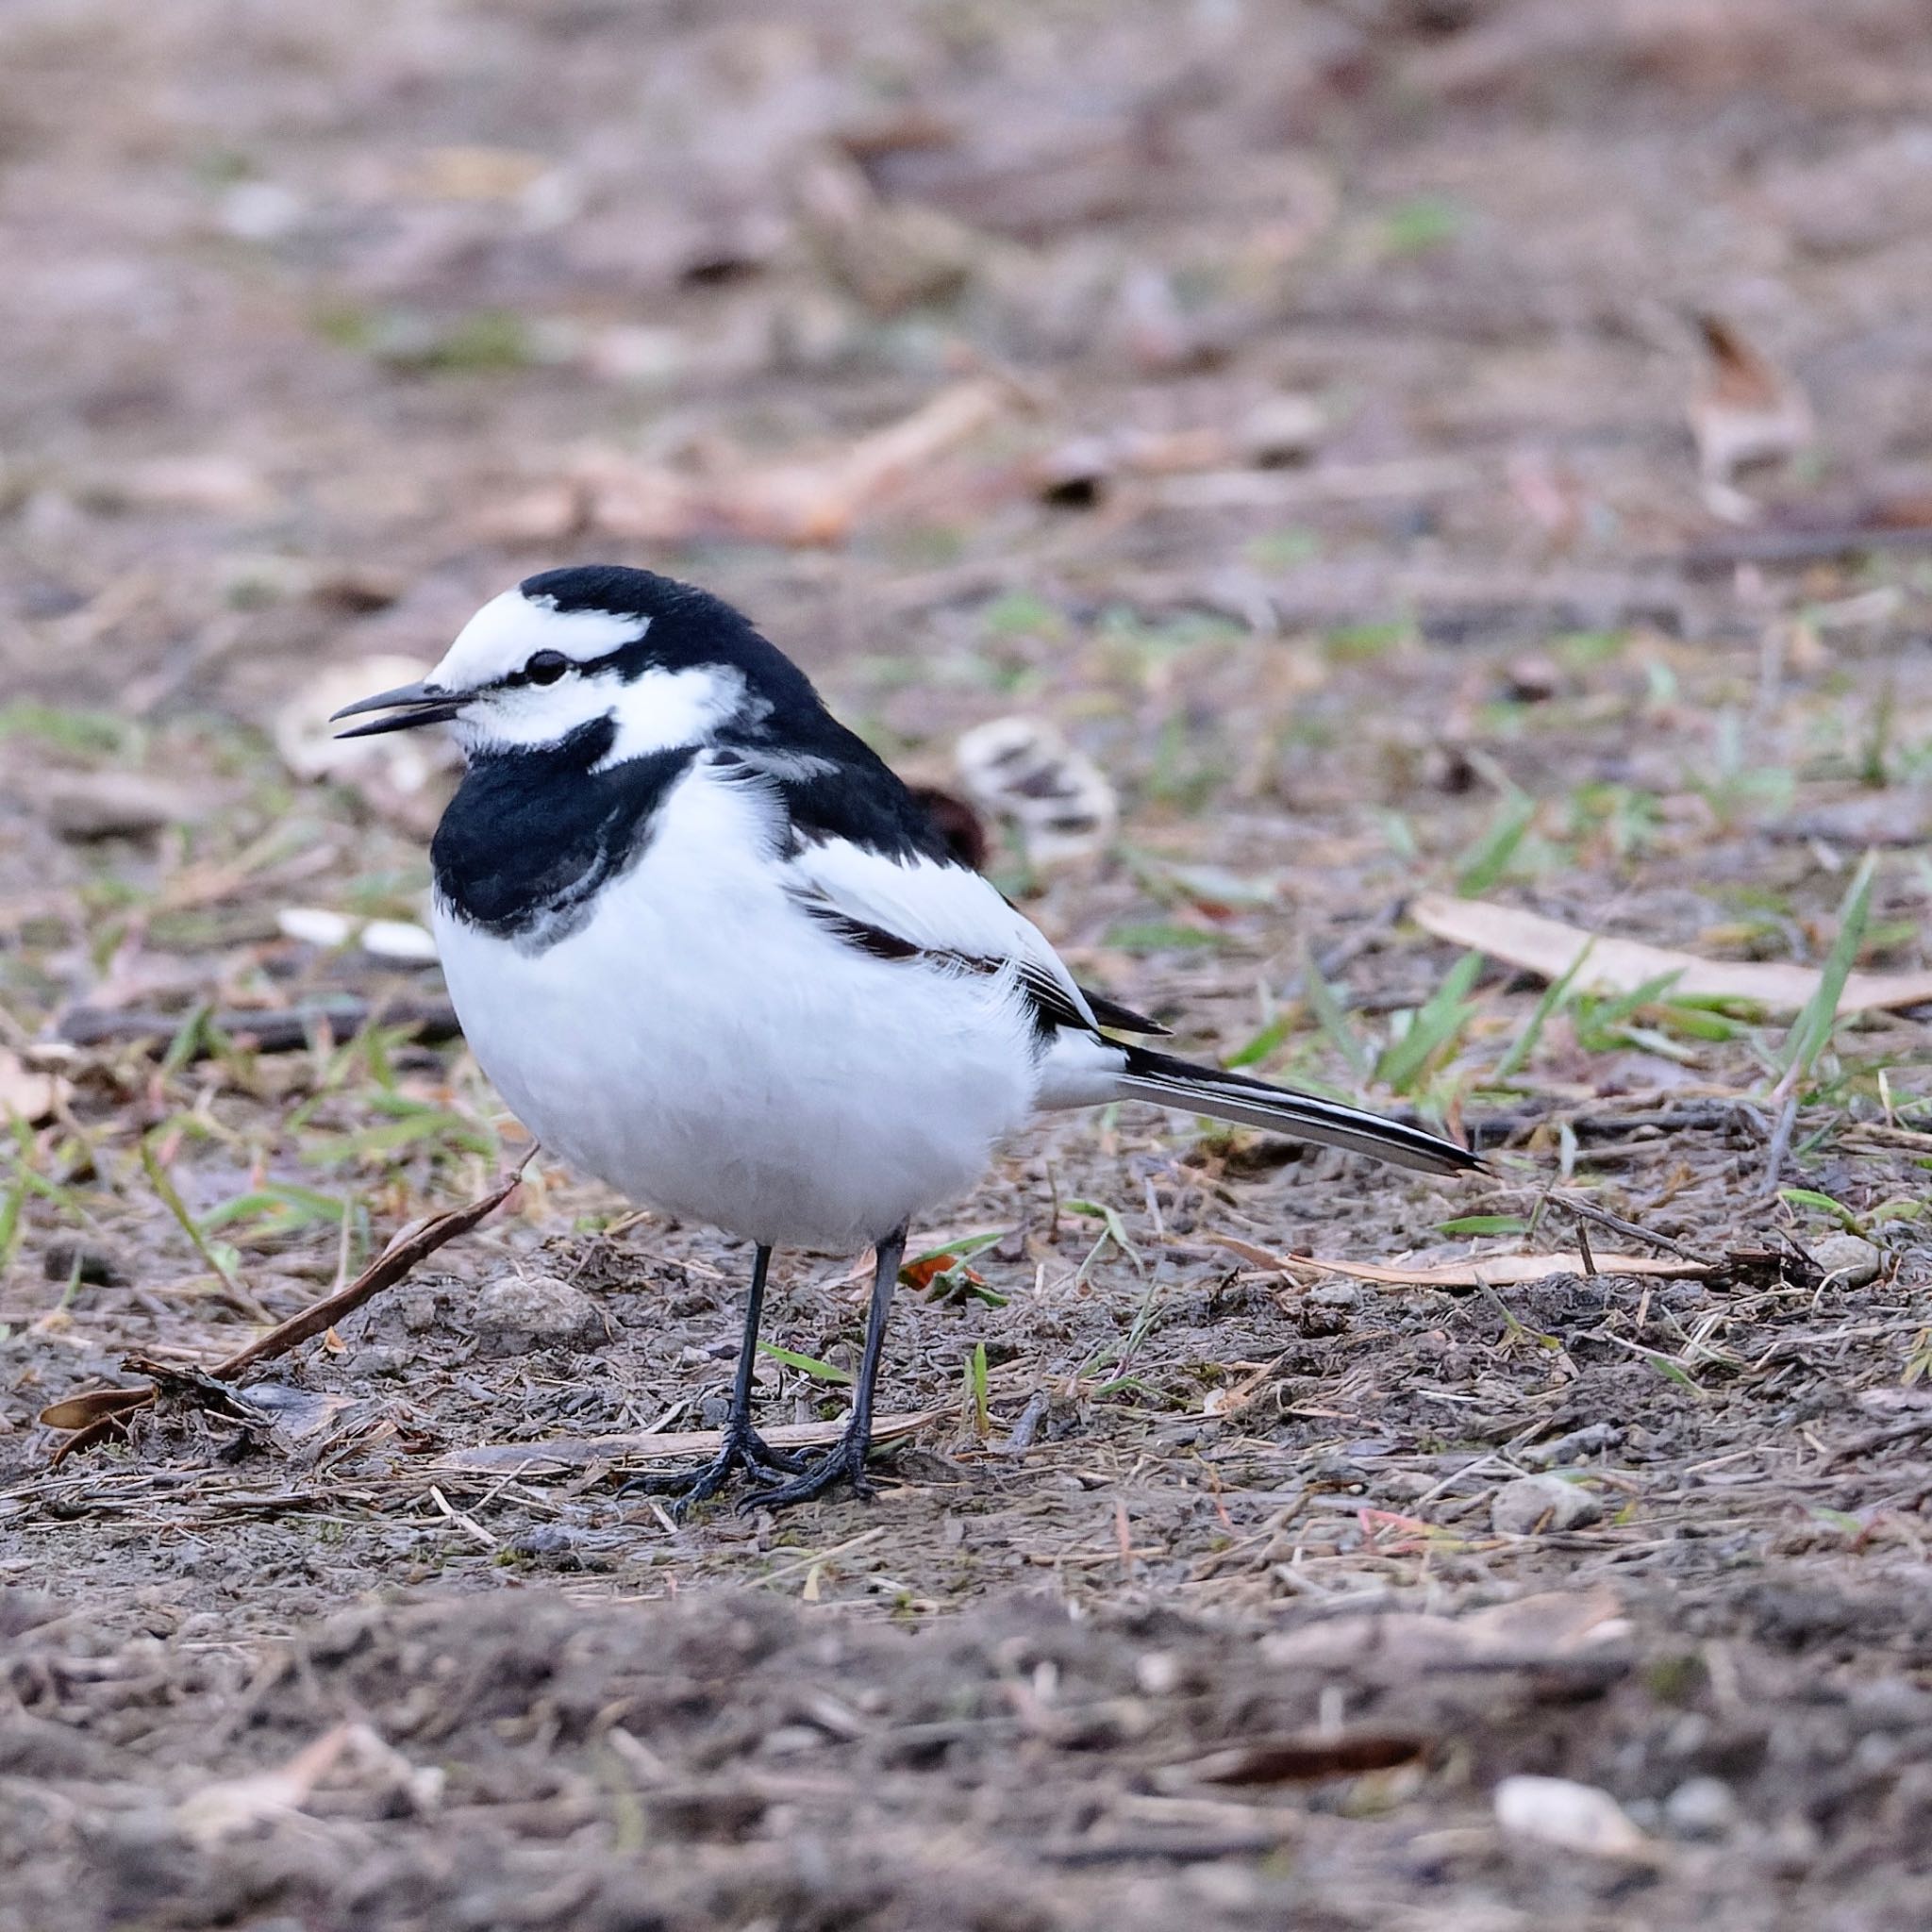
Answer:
[1116, 1045, 1480, 1176]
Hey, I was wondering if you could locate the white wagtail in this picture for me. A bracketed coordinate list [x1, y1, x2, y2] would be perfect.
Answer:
[334, 565, 1480, 1511]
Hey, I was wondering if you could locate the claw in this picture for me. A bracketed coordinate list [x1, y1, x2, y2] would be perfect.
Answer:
[620, 1422, 808, 1518]
[735, 1429, 875, 1513]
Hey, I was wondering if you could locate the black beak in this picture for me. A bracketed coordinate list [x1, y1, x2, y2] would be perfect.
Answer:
[328, 681, 465, 739]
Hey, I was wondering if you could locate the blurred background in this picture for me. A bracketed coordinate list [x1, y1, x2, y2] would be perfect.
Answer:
[5, 0, 1932, 935]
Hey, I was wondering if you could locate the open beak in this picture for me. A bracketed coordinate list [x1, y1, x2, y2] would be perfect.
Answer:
[328, 681, 465, 740]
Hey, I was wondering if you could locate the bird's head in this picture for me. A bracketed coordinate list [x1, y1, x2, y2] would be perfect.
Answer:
[331, 565, 815, 760]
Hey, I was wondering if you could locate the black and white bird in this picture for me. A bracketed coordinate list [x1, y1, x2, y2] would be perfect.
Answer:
[334, 565, 1479, 1511]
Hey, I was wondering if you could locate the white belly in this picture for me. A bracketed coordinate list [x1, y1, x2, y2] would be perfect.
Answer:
[432, 774, 1041, 1249]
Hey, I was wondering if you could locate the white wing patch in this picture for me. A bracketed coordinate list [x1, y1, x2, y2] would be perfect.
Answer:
[788, 837, 1098, 1032]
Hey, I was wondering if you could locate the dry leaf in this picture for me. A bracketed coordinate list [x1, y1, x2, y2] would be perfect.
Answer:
[175, 1721, 438, 1843]
[797, 151, 986, 317]
[275, 656, 458, 797]
[406, 144, 552, 201]
[587, 379, 1009, 547]
[176, 1724, 353, 1844]
[1262, 1587, 1628, 1673]
[42, 772, 207, 841]
[1412, 891, 1932, 1016]
[1689, 314, 1812, 523]
[38, 1385, 156, 1432]
[83, 454, 275, 516]
[0, 1049, 68, 1124]
[276, 908, 439, 962]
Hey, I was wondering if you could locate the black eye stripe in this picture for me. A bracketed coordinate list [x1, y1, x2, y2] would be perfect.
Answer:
[489, 629, 655, 694]
[496, 649, 573, 691]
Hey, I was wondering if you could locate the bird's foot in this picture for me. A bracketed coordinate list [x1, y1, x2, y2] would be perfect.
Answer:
[735, 1425, 875, 1514]
[621, 1418, 808, 1520]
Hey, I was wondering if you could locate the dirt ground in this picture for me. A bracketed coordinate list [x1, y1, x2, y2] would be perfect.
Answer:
[5, 3, 1932, 1926]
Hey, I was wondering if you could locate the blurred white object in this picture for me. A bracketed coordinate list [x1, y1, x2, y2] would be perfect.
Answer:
[955, 717, 1117, 868]
[1688, 314, 1812, 525]
[1494, 1774, 1651, 1858]
[277, 908, 440, 962]
[275, 656, 458, 795]
[219, 181, 307, 242]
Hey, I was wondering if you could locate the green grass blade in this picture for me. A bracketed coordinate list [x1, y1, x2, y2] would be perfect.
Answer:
[1777, 850, 1877, 1092]
[142, 1133, 241, 1289]
[1376, 950, 1482, 1094]
[757, 1342, 852, 1385]
[1491, 939, 1593, 1084]
[1455, 792, 1535, 895]
[1301, 942, 1370, 1082]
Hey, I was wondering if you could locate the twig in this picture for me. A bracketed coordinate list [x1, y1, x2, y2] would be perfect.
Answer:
[1679, 525, 1932, 571]
[434, 1408, 943, 1474]
[1758, 1092, 1799, 1198]
[1548, 1191, 1714, 1266]
[53, 997, 461, 1058]
[1473, 1101, 1765, 1149]
[210, 1165, 526, 1379]
[39, 1169, 527, 1458]
[1002, 1388, 1053, 1456]
[1574, 1222, 1597, 1278]
[1823, 1417, 1932, 1472]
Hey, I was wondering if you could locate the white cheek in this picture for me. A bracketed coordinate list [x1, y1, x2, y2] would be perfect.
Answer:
[598, 666, 748, 764]
[456, 680, 616, 751]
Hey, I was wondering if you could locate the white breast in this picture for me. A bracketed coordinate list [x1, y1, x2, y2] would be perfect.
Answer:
[433, 763, 1043, 1249]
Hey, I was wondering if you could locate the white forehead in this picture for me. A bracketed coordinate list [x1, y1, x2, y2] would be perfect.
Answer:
[431, 590, 645, 690]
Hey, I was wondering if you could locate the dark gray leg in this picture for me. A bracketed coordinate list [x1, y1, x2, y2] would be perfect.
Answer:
[623, 1244, 806, 1516]
[741, 1224, 908, 1513]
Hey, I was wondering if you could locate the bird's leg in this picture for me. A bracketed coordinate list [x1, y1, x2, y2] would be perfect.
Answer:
[741, 1224, 908, 1513]
[622, 1243, 806, 1516]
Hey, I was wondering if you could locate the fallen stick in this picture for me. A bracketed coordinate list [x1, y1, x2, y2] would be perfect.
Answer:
[210, 1166, 525, 1378]
[53, 997, 461, 1058]
[433, 1407, 946, 1474]
[39, 1167, 525, 1455]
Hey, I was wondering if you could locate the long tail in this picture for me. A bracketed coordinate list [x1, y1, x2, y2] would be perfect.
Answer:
[1113, 1045, 1481, 1176]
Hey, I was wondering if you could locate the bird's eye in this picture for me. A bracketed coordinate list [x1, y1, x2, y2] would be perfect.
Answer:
[525, 650, 569, 686]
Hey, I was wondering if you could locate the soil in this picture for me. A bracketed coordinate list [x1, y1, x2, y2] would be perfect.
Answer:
[5, 3, 1932, 1927]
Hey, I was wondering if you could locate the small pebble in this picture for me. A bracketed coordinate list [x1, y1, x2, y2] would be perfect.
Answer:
[1808, 1231, 1882, 1289]
[1495, 1774, 1648, 1857]
[42, 1241, 125, 1287]
[1307, 1279, 1360, 1310]
[1502, 653, 1561, 703]
[471, 1274, 607, 1357]
[1491, 1473, 1603, 1536]
[1665, 1774, 1739, 1840]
